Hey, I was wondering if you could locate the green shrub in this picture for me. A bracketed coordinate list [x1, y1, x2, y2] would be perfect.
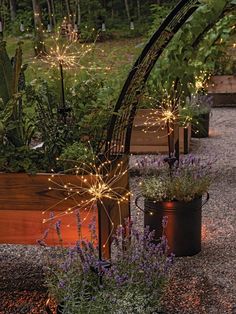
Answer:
[59, 142, 95, 170]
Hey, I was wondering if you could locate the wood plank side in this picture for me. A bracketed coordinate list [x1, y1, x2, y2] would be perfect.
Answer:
[0, 173, 98, 246]
[0, 209, 97, 246]
[207, 75, 236, 93]
[0, 173, 93, 211]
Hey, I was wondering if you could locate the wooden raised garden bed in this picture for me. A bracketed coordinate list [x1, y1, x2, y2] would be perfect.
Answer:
[207, 75, 236, 107]
[130, 109, 191, 154]
[0, 157, 129, 259]
[0, 173, 96, 246]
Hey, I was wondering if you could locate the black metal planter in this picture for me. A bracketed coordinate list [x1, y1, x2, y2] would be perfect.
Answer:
[191, 112, 210, 138]
[135, 193, 209, 257]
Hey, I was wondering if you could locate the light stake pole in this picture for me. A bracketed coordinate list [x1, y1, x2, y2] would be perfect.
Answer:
[166, 119, 172, 159]
[96, 199, 111, 286]
[164, 112, 177, 171]
[97, 199, 103, 262]
[58, 61, 67, 123]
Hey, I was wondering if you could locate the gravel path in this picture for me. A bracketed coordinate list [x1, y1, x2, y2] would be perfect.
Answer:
[0, 108, 235, 313]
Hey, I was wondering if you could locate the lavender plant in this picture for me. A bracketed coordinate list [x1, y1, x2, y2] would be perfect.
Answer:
[137, 155, 215, 202]
[46, 219, 173, 314]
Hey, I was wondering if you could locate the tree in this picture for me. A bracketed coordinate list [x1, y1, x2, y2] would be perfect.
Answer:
[76, 0, 81, 25]
[136, 0, 141, 19]
[51, 0, 56, 27]
[32, 0, 46, 56]
[9, 0, 17, 21]
[46, 0, 53, 28]
[65, 0, 72, 23]
[124, 0, 131, 20]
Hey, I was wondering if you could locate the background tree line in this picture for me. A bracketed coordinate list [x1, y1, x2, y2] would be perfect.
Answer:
[0, 0, 178, 36]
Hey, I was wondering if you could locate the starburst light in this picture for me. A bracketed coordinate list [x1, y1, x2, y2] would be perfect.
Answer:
[42, 151, 131, 250]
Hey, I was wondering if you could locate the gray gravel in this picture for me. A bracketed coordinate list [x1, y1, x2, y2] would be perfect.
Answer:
[0, 108, 235, 313]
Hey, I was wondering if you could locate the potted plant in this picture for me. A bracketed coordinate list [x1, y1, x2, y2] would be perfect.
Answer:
[135, 155, 213, 257]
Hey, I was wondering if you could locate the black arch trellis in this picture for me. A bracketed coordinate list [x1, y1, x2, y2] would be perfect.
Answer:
[96, 0, 202, 259]
[100, 0, 200, 156]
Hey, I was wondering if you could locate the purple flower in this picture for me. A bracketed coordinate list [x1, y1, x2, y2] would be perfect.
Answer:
[58, 280, 66, 289]
[55, 220, 63, 243]
[55, 220, 61, 232]
[88, 216, 97, 241]
[48, 219, 174, 308]
[162, 216, 168, 229]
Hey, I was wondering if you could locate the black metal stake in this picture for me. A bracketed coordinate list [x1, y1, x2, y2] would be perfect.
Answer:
[184, 127, 188, 154]
[59, 62, 67, 123]
[97, 199, 104, 286]
[164, 119, 177, 172]
[96, 199, 111, 286]
[166, 120, 172, 159]
[97, 200, 102, 262]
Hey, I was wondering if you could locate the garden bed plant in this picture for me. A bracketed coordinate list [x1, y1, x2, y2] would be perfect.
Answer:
[0, 40, 120, 173]
[46, 219, 174, 314]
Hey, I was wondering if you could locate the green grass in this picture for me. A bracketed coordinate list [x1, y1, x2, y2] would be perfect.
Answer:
[5, 35, 144, 83]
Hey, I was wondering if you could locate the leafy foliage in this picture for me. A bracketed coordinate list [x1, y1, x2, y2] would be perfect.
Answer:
[68, 72, 119, 146]
[0, 36, 124, 173]
[0, 41, 14, 104]
[0, 145, 45, 173]
[59, 142, 95, 170]
[148, 3, 174, 38]
[25, 78, 76, 168]
[147, 0, 235, 99]
[192, 12, 236, 75]
[0, 42, 39, 172]
[25, 72, 119, 169]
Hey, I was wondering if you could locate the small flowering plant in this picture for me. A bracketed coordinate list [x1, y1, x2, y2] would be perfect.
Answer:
[137, 155, 215, 202]
[46, 219, 173, 313]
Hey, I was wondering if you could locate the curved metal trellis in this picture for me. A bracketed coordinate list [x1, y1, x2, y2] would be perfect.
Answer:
[96, 0, 201, 259]
[100, 0, 200, 156]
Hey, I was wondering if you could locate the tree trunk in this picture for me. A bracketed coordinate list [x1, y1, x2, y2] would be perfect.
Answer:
[65, 0, 71, 23]
[51, 0, 56, 27]
[124, 0, 131, 21]
[111, 0, 114, 20]
[76, 0, 81, 25]
[32, 0, 46, 56]
[46, 0, 53, 29]
[9, 0, 17, 21]
[137, 0, 141, 19]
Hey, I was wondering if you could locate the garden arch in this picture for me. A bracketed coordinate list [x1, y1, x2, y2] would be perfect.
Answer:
[102, 0, 200, 157]
[99, 0, 201, 258]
